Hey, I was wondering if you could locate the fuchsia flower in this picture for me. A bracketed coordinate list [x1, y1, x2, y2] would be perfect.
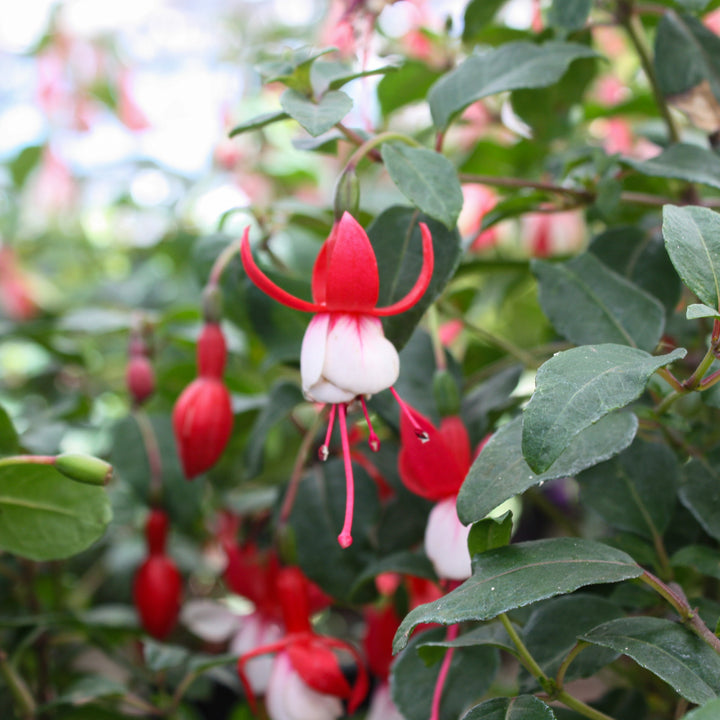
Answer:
[241, 212, 435, 548]
[237, 566, 368, 719]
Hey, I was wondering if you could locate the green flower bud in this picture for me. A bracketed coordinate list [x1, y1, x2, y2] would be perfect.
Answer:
[202, 283, 224, 324]
[433, 368, 461, 417]
[333, 168, 360, 220]
[54, 454, 113, 486]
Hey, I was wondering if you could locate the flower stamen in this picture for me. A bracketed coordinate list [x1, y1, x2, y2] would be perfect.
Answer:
[360, 397, 380, 452]
[337, 403, 355, 549]
[390, 388, 430, 443]
[318, 404, 337, 462]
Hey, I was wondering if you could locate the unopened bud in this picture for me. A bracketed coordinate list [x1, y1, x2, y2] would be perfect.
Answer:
[202, 284, 224, 324]
[126, 355, 155, 406]
[333, 168, 360, 220]
[433, 369, 460, 417]
[54, 454, 113, 486]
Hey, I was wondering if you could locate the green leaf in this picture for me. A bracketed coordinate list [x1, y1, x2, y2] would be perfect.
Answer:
[228, 110, 290, 137]
[533, 253, 665, 352]
[0, 403, 20, 455]
[381, 144, 463, 229]
[467, 513, 513, 557]
[589, 225, 682, 314]
[663, 205, 720, 308]
[0, 464, 111, 561]
[577, 439, 679, 539]
[9, 145, 43, 189]
[687, 303, 720, 319]
[377, 60, 443, 117]
[244, 381, 304, 479]
[654, 12, 720, 99]
[628, 145, 720, 190]
[521, 345, 686, 474]
[279, 89, 352, 137]
[143, 640, 190, 671]
[310, 60, 396, 96]
[289, 460, 380, 601]
[350, 550, 436, 599]
[461, 695, 557, 720]
[457, 412, 638, 525]
[369, 207, 462, 350]
[581, 617, 720, 705]
[521, 595, 624, 686]
[428, 41, 598, 130]
[50, 676, 126, 707]
[393, 538, 642, 652]
[256, 46, 334, 92]
[671, 545, 720, 580]
[679, 457, 720, 542]
[391, 627, 499, 720]
[462, 0, 508, 43]
[682, 698, 720, 720]
[417, 622, 519, 665]
[548, 0, 592, 32]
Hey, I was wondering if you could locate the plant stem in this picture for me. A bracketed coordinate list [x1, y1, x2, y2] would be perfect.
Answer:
[209, 237, 243, 286]
[0, 455, 55, 469]
[132, 409, 163, 507]
[641, 571, 720, 654]
[0, 650, 36, 719]
[619, 2, 681, 143]
[344, 131, 421, 172]
[556, 689, 617, 720]
[427, 305, 447, 371]
[457, 172, 593, 200]
[556, 641, 589, 689]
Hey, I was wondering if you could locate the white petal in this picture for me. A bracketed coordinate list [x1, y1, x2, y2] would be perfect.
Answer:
[304, 379, 355, 404]
[231, 613, 283, 694]
[322, 315, 399, 397]
[265, 651, 343, 720]
[300, 314, 330, 394]
[424, 496, 472, 581]
[180, 599, 240, 642]
[367, 681, 405, 720]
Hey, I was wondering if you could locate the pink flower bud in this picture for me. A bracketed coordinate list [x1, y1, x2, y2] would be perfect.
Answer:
[126, 355, 155, 406]
[424, 497, 471, 581]
[133, 555, 182, 639]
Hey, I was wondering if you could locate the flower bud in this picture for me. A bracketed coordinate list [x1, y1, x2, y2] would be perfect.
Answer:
[333, 168, 360, 220]
[54, 453, 113, 486]
[432, 368, 460, 417]
[133, 554, 182, 639]
[172, 376, 233, 478]
[202, 284, 224, 324]
[126, 355, 155, 406]
[145, 508, 169, 555]
[197, 323, 227, 379]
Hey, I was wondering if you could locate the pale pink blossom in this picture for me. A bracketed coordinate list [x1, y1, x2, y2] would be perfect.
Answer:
[424, 496, 472, 581]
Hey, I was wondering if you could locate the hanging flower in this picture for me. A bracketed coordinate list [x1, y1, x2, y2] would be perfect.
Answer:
[133, 509, 182, 639]
[172, 323, 233, 478]
[241, 212, 435, 548]
[236, 566, 368, 719]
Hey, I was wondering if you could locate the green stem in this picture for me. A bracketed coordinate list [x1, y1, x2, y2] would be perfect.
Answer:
[641, 571, 720, 654]
[656, 367, 684, 392]
[132, 410, 163, 507]
[0, 650, 36, 719]
[427, 306, 447, 371]
[0, 455, 55, 469]
[556, 690, 617, 720]
[556, 641, 589, 689]
[209, 237, 243, 286]
[619, 2, 681, 144]
[344, 131, 421, 173]
[683, 345, 717, 391]
[457, 172, 593, 200]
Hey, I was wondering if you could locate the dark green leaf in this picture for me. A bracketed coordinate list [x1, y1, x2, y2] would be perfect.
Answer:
[577, 439, 679, 539]
[244, 381, 304, 479]
[280, 89, 352, 137]
[0, 463, 111, 561]
[381, 144, 463, 229]
[521, 345, 686, 473]
[457, 412, 637, 525]
[468, 513, 513, 557]
[533, 253, 665, 352]
[50, 676, 125, 707]
[377, 60, 443, 117]
[369, 207, 462, 350]
[289, 460, 380, 601]
[429, 41, 598, 130]
[521, 595, 625, 685]
[417, 621, 519, 665]
[350, 551, 437, 600]
[581, 617, 720, 704]
[393, 538, 642, 652]
[589, 225, 681, 314]
[679, 457, 720, 542]
[228, 111, 290, 137]
[143, 640, 190, 671]
[462, 0, 508, 43]
[0, 403, 20, 455]
[461, 695, 557, 720]
[663, 205, 720, 308]
[682, 698, 720, 720]
[671, 545, 720, 579]
[9, 145, 43, 189]
[655, 12, 720, 99]
[548, 0, 592, 32]
[391, 627, 499, 720]
[256, 46, 334, 92]
[310, 60, 396, 96]
[628, 145, 720, 190]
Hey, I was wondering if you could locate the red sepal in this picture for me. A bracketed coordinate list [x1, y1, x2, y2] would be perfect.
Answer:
[363, 603, 401, 680]
[172, 377, 233, 478]
[197, 323, 227, 378]
[287, 637, 352, 698]
[398, 409, 470, 500]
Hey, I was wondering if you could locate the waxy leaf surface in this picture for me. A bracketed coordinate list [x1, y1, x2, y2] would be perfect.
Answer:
[629, 146, 720, 191]
[581, 617, 720, 705]
[461, 695, 556, 720]
[458, 412, 638, 525]
[679, 457, 720, 542]
[521, 345, 686, 474]
[393, 538, 641, 652]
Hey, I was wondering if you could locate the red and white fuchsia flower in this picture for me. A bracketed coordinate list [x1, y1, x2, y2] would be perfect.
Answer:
[172, 323, 233, 478]
[241, 212, 435, 547]
[236, 566, 368, 720]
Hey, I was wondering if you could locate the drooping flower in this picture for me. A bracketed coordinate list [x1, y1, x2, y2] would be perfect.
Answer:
[236, 566, 368, 718]
[133, 509, 182, 639]
[172, 323, 233, 478]
[241, 212, 434, 548]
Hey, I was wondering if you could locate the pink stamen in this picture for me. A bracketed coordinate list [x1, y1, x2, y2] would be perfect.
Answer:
[318, 404, 337, 462]
[360, 397, 380, 452]
[390, 387, 430, 443]
[429, 623, 459, 720]
[337, 403, 355, 549]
